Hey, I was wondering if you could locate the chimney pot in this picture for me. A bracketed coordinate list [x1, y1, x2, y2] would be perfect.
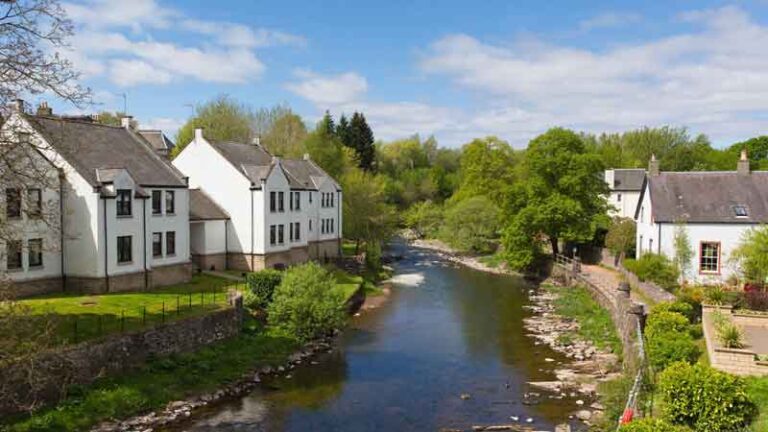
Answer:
[649, 154, 660, 176]
[120, 116, 133, 129]
[194, 128, 204, 141]
[738, 148, 750, 175]
[303, 153, 310, 161]
[36, 101, 52, 116]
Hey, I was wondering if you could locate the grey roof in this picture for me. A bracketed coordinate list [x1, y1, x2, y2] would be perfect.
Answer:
[611, 169, 645, 191]
[25, 115, 186, 188]
[138, 130, 175, 153]
[189, 189, 229, 220]
[208, 140, 338, 190]
[645, 171, 768, 223]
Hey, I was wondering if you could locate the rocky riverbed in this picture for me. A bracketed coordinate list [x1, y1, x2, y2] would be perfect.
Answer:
[522, 280, 622, 427]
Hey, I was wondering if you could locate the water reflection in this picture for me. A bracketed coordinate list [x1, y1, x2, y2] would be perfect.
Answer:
[172, 243, 584, 431]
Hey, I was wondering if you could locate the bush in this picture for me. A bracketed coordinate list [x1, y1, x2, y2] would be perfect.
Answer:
[744, 290, 768, 311]
[703, 286, 726, 305]
[624, 253, 679, 291]
[619, 418, 691, 432]
[438, 196, 500, 254]
[246, 269, 283, 308]
[652, 301, 695, 323]
[715, 321, 745, 349]
[658, 362, 756, 431]
[267, 262, 347, 342]
[645, 310, 700, 371]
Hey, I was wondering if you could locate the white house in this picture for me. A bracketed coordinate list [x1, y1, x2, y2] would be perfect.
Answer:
[605, 168, 645, 219]
[635, 152, 768, 284]
[173, 129, 342, 271]
[189, 188, 229, 271]
[0, 102, 192, 296]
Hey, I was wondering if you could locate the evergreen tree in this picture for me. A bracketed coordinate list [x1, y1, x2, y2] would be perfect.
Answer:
[320, 110, 335, 135]
[337, 114, 351, 148]
[349, 112, 376, 171]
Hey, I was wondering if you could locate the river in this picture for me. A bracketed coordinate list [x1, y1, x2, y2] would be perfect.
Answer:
[172, 242, 586, 431]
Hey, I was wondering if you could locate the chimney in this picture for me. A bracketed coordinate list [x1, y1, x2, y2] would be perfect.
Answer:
[303, 153, 310, 161]
[738, 148, 750, 175]
[252, 136, 260, 146]
[36, 101, 52, 116]
[194, 128, 203, 141]
[649, 154, 660, 176]
[120, 116, 133, 129]
[12, 99, 25, 113]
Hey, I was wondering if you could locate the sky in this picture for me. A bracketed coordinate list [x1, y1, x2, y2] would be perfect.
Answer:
[44, 0, 768, 148]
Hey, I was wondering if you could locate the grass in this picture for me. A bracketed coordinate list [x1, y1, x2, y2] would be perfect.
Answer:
[341, 240, 358, 257]
[544, 283, 623, 356]
[329, 267, 363, 302]
[14, 275, 240, 345]
[478, 253, 505, 268]
[3, 318, 299, 432]
[747, 376, 768, 432]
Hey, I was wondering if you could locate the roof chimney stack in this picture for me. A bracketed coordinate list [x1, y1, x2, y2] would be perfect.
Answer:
[738, 148, 750, 175]
[252, 136, 260, 146]
[36, 101, 52, 116]
[303, 153, 310, 161]
[649, 154, 660, 176]
[120, 116, 133, 129]
[194, 128, 203, 141]
[12, 99, 25, 113]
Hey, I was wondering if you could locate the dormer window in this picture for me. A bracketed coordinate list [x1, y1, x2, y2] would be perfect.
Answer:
[116, 190, 132, 216]
[734, 205, 748, 218]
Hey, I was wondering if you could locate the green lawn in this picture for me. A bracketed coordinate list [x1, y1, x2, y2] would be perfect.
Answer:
[329, 268, 363, 302]
[15, 275, 240, 345]
[544, 283, 623, 356]
[5, 319, 298, 432]
[747, 376, 768, 432]
[341, 240, 358, 257]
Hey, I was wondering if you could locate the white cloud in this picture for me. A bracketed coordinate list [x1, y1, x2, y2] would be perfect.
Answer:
[181, 20, 307, 48]
[420, 5, 768, 146]
[109, 59, 172, 86]
[64, 0, 176, 31]
[142, 117, 184, 137]
[286, 70, 368, 106]
[579, 12, 642, 31]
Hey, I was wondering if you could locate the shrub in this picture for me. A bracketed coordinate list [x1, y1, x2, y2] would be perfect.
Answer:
[652, 301, 695, 323]
[645, 310, 700, 371]
[438, 196, 500, 254]
[658, 362, 756, 431]
[605, 217, 636, 258]
[267, 262, 347, 342]
[744, 290, 768, 311]
[716, 322, 745, 349]
[246, 269, 283, 308]
[645, 311, 691, 339]
[619, 418, 691, 432]
[703, 286, 726, 305]
[624, 253, 679, 291]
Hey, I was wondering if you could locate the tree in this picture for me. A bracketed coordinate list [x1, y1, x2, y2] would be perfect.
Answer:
[725, 136, 768, 171]
[502, 128, 609, 262]
[673, 221, 693, 283]
[453, 137, 517, 207]
[336, 114, 351, 147]
[439, 196, 500, 254]
[95, 111, 129, 127]
[303, 115, 352, 179]
[341, 168, 396, 255]
[261, 111, 307, 157]
[730, 225, 768, 287]
[403, 201, 443, 238]
[251, 103, 292, 138]
[267, 263, 347, 342]
[347, 112, 376, 171]
[605, 218, 636, 261]
[172, 95, 254, 157]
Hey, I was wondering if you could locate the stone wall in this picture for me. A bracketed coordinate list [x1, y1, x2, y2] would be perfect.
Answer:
[617, 267, 676, 304]
[193, 253, 227, 272]
[13, 276, 64, 298]
[702, 305, 768, 376]
[0, 295, 243, 415]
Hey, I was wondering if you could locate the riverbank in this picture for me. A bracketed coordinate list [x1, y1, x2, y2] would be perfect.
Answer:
[410, 238, 518, 276]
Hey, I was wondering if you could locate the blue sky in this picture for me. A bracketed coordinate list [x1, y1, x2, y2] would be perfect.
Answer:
[49, 0, 768, 148]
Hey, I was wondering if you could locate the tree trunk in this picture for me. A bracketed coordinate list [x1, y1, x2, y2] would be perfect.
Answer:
[550, 237, 559, 256]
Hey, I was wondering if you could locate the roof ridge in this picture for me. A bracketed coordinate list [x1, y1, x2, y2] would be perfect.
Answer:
[27, 113, 126, 129]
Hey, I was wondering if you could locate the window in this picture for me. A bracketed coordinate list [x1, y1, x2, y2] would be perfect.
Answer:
[289, 222, 294, 242]
[6, 240, 21, 270]
[617, 193, 622, 202]
[152, 232, 162, 257]
[27, 189, 41, 217]
[649, 238, 653, 253]
[294, 222, 300, 241]
[152, 191, 162, 215]
[6, 188, 21, 218]
[289, 193, 293, 211]
[116, 189, 132, 216]
[278, 225, 284, 244]
[734, 205, 748, 217]
[321, 219, 325, 234]
[330, 219, 334, 233]
[166, 231, 176, 255]
[321, 193, 326, 208]
[294, 192, 300, 211]
[278, 192, 284, 212]
[270, 225, 276, 245]
[700, 242, 720, 274]
[639, 235, 643, 254]
[270, 192, 276, 213]
[117, 235, 132, 263]
[28, 238, 42, 267]
[309, 192, 313, 204]
[309, 219, 313, 232]
[165, 191, 175, 214]
[330, 193, 334, 207]
[640, 205, 644, 223]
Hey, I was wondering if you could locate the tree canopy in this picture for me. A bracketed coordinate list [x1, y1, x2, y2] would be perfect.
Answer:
[172, 96, 254, 158]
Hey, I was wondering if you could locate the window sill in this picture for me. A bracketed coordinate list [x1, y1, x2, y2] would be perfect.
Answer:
[116, 215, 133, 219]
[153, 254, 163, 259]
[152, 212, 162, 217]
[166, 253, 176, 258]
[6, 267, 23, 273]
[166, 213, 176, 217]
[28, 265, 44, 271]
[117, 261, 134, 266]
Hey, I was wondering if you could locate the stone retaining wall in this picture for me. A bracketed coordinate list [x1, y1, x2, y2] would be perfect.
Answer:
[0, 295, 243, 416]
[595, 248, 676, 305]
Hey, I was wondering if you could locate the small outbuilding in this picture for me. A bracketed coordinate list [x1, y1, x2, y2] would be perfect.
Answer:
[189, 188, 230, 271]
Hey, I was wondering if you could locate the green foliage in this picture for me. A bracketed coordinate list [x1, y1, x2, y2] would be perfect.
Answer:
[452, 136, 517, 207]
[439, 196, 500, 254]
[605, 217, 636, 257]
[402, 201, 443, 238]
[619, 418, 691, 432]
[725, 136, 768, 171]
[716, 321, 745, 349]
[341, 168, 396, 259]
[658, 362, 756, 431]
[303, 116, 352, 179]
[343, 112, 376, 171]
[730, 225, 768, 287]
[596, 375, 633, 429]
[502, 128, 609, 259]
[623, 253, 679, 291]
[173, 95, 254, 157]
[245, 269, 283, 309]
[746, 376, 768, 432]
[261, 111, 308, 157]
[703, 286, 727, 305]
[673, 222, 693, 283]
[652, 301, 695, 323]
[645, 310, 700, 371]
[267, 263, 347, 342]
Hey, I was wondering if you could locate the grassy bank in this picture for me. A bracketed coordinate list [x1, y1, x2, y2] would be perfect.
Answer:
[544, 283, 622, 356]
[3, 318, 298, 432]
[747, 376, 768, 432]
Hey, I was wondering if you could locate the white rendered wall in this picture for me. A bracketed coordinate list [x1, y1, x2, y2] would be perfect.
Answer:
[608, 191, 641, 219]
[146, 187, 190, 268]
[263, 164, 292, 254]
[190, 220, 226, 255]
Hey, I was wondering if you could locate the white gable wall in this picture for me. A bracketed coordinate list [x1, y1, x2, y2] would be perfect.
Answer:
[608, 191, 641, 220]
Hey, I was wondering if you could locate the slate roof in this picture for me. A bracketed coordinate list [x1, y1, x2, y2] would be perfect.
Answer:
[611, 169, 645, 191]
[209, 140, 339, 190]
[24, 115, 186, 188]
[645, 171, 768, 223]
[189, 189, 229, 220]
[138, 130, 175, 153]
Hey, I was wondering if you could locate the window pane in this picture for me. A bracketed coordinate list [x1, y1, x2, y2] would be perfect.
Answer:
[278, 225, 284, 244]
[152, 191, 162, 214]
[295, 222, 300, 240]
[27, 189, 42, 217]
[6, 188, 21, 218]
[270, 192, 276, 212]
[116, 190, 132, 216]
[166, 231, 176, 255]
[152, 232, 162, 257]
[700, 242, 719, 273]
[165, 191, 175, 214]
[117, 236, 132, 263]
[28, 238, 42, 267]
[270, 225, 276, 245]
[278, 192, 284, 212]
[7, 240, 21, 269]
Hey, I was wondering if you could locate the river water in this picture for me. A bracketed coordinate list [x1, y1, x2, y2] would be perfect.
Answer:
[173, 242, 585, 431]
